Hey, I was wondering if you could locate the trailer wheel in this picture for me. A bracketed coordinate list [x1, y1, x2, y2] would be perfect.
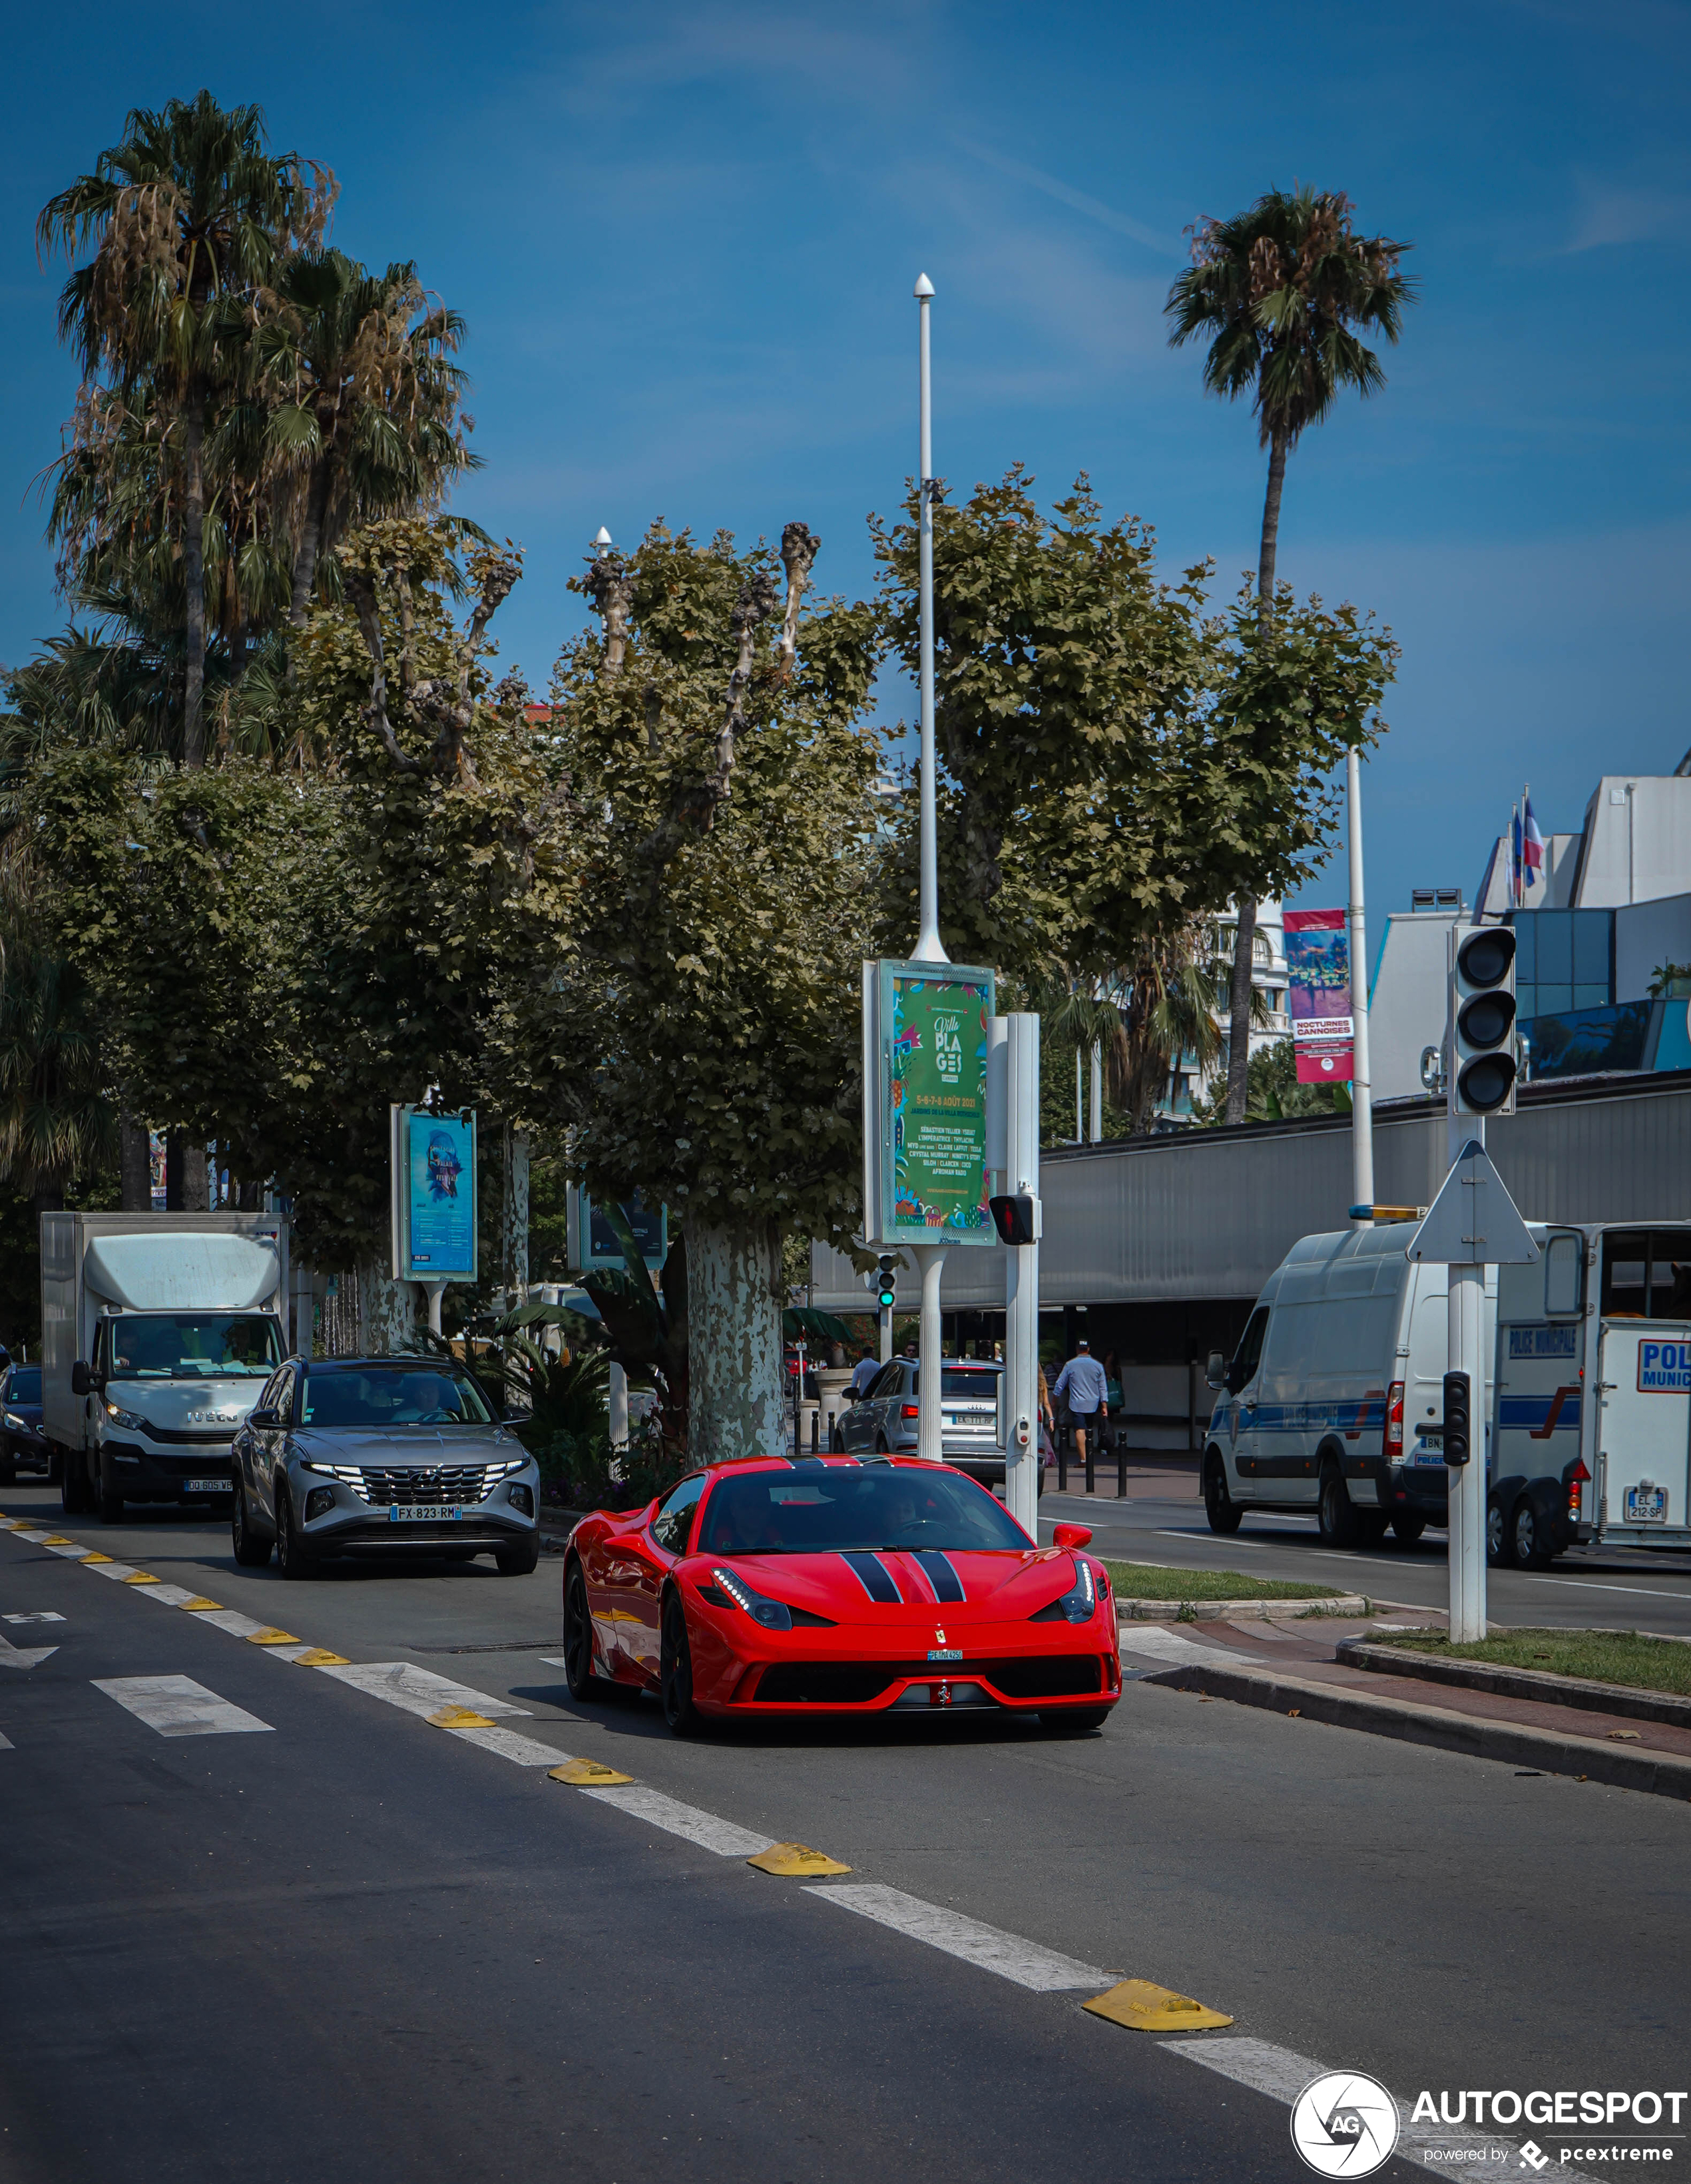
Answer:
[1508, 1496, 1554, 1572]
[1485, 1495, 1506, 1566]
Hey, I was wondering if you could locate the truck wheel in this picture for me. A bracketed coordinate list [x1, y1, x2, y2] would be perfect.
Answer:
[99, 1475, 124, 1523]
[1317, 1464, 1360, 1549]
[1509, 1496, 1554, 1572]
[1204, 1452, 1242, 1535]
[1391, 1512, 1426, 1544]
[1485, 1496, 1505, 1566]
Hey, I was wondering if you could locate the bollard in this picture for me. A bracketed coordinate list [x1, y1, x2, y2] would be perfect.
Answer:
[1116, 1432, 1128, 1499]
[810, 1411, 820, 1453]
[1057, 1428, 1069, 1493]
[1084, 1432, 1094, 1496]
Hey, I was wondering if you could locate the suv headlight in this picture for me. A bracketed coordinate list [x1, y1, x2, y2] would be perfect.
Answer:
[105, 1403, 147, 1432]
[3, 1411, 25, 1432]
[1031, 1556, 1100, 1624]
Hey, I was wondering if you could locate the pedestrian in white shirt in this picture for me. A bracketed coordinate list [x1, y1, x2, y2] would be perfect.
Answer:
[848, 1347, 881, 1398]
[1053, 1340, 1108, 1472]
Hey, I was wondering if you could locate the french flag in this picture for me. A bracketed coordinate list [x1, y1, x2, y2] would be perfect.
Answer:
[1522, 798, 1545, 888]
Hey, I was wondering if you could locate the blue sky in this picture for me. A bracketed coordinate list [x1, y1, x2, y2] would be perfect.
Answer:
[3, 0, 1688, 931]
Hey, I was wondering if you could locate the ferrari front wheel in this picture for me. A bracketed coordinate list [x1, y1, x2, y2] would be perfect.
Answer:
[563, 1564, 600, 1700]
[660, 1594, 704, 1737]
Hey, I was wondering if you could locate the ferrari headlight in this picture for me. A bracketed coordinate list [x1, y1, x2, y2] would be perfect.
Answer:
[1032, 1556, 1098, 1625]
[709, 1566, 793, 1631]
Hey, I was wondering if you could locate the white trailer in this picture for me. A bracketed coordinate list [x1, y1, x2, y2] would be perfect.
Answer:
[42, 1211, 288, 1522]
[1491, 1220, 1691, 1567]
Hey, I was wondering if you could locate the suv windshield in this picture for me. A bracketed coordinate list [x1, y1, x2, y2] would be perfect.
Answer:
[300, 1368, 495, 1428]
[109, 1315, 280, 1380]
[698, 1466, 1028, 1555]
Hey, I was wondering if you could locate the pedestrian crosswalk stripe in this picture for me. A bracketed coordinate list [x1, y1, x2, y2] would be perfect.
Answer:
[92, 1675, 274, 1739]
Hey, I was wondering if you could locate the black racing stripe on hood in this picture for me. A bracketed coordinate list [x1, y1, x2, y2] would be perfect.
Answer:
[913, 1549, 966, 1604]
[840, 1551, 901, 1604]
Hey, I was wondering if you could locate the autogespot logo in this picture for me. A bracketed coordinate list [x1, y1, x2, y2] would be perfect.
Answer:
[1292, 2072, 1402, 2177]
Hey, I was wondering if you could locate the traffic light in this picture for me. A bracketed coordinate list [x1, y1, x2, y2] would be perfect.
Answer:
[1442, 1370, 1471, 1466]
[1451, 925, 1517, 1116]
[876, 1255, 898, 1310]
[988, 1192, 1041, 1246]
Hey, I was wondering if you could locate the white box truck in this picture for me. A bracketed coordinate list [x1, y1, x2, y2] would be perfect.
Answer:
[42, 1212, 289, 1522]
[1491, 1220, 1691, 1568]
[1201, 1221, 1497, 1552]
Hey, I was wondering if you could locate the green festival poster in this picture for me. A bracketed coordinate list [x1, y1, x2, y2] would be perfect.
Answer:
[887, 971, 993, 1238]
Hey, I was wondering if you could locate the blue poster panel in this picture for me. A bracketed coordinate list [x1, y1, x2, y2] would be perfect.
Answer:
[405, 1110, 477, 1279]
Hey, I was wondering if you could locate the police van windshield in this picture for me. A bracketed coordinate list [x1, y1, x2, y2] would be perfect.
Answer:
[107, 1315, 280, 1380]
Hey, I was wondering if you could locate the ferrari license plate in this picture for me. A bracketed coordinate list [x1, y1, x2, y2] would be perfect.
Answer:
[1625, 1486, 1668, 1524]
[389, 1504, 463, 1522]
[184, 1478, 232, 1492]
[927, 1647, 963, 1661]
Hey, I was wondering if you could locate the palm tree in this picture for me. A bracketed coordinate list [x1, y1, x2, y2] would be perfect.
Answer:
[1165, 185, 1414, 1122]
[37, 91, 334, 767]
[256, 249, 478, 630]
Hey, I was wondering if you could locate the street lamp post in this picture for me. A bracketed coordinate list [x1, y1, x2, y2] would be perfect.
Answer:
[1347, 750, 1375, 1225]
[910, 273, 948, 1468]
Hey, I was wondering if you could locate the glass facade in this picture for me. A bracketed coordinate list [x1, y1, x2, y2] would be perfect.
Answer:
[1509, 907, 1613, 1020]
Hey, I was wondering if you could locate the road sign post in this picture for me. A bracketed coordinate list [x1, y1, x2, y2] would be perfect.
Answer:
[988, 1013, 1042, 1535]
[1407, 1130, 1539, 1642]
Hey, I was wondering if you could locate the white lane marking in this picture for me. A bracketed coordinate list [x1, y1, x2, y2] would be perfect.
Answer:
[447, 1723, 572, 1767]
[806, 1883, 1107, 1992]
[92, 1675, 273, 1739]
[1163, 2037, 1604, 2183]
[1116, 1628, 1256, 1670]
[583, 1784, 771, 1858]
[11, 1529, 52, 1544]
[132, 1584, 205, 1609]
[1528, 1576, 1691, 1601]
[188, 1608, 272, 1639]
[85, 1560, 140, 1580]
[3, 1611, 64, 1624]
[0, 1632, 57, 1669]
[43, 1542, 97, 1559]
[316, 1661, 531, 1721]
[0, 1729, 12, 1748]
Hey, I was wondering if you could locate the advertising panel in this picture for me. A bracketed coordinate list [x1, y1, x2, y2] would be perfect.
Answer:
[862, 959, 996, 1246]
[567, 1188, 668, 1273]
[390, 1106, 478, 1282]
[1283, 908, 1355, 1086]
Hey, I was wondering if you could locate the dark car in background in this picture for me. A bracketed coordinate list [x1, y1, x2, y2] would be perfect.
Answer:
[0, 1365, 48, 1483]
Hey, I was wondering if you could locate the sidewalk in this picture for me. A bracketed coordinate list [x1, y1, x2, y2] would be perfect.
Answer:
[1118, 1610, 1691, 1801]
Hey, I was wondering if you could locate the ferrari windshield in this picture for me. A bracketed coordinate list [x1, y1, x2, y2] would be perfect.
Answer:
[699, 1466, 1029, 1555]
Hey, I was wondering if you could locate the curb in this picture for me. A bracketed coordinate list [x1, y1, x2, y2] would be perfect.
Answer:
[1116, 1594, 1369, 1622]
[1337, 1639, 1691, 1731]
[1142, 1658, 1691, 1801]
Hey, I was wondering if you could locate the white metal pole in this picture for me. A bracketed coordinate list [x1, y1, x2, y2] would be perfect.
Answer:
[913, 274, 946, 967]
[1088, 1042, 1102, 1144]
[1444, 1106, 1488, 1642]
[1004, 1013, 1042, 1536]
[911, 1243, 948, 1463]
[1347, 749, 1375, 1225]
[424, 1281, 447, 1339]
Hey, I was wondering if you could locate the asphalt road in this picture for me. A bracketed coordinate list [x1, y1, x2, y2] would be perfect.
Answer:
[1043, 1469, 1691, 1636]
[2, 1483, 1688, 2183]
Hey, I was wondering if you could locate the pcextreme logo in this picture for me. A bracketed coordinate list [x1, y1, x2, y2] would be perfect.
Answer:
[1291, 2075, 1689, 2178]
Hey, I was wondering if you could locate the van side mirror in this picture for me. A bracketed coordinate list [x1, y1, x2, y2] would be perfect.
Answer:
[71, 1361, 93, 1397]
[1204, 1351, 1227, 1391]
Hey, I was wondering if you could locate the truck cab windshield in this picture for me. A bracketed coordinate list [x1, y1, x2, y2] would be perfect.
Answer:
[105, 1315, 280, 1381]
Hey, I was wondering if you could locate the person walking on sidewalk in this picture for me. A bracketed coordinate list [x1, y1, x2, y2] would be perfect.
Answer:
[1053, 1339, 1108, 1474]
[848, 1345, 880, 1399]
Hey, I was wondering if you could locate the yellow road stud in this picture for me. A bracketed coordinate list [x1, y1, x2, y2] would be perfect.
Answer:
[180, 1596, 221, 1611]
[122, 1572, 160, 1585]
[41, 1534, 76, 1546]
[1083, 1980, 1233, 2032]
[427, 1705, 498, 1730]
[547, 1758, 634, 1787]
[292, 1647, 350, 1667]
[81, 1552, 115, 1565]
[746, 1843, 853, 1878]
[246, 1628, 299, 1645]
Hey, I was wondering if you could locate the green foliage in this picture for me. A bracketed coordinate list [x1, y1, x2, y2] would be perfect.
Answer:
[1194, 1035, 1351, 1124]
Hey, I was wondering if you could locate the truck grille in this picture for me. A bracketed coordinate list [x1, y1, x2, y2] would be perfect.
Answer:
[357, 1465, 493, 1507]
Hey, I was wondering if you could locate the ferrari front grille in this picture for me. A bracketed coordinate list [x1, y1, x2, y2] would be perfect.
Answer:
[753, 1655, 1103, 1705]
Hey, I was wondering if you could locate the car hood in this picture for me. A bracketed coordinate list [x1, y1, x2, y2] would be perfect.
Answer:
[692, 1546, 1077, 1627]
[105, 1379, 267, 1431]
[291, 1424, 523, 1468]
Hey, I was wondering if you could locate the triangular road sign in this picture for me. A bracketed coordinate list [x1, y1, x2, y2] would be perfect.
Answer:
[1406, 1140, 1539, 1266]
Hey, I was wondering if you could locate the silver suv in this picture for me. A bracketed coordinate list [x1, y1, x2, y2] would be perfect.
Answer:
[229, 1356, 540, 1578]
[834, 1357, 1005, 1484]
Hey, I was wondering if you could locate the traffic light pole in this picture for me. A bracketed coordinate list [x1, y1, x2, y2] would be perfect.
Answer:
[999, 1013, 1042, 1536]
[1447, 1115, 1489, 1643]
[1347, 750, 1375, 1227]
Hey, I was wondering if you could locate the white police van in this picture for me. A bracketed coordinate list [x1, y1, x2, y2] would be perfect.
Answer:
[1491, 1222, 1691, 1568]
[1202, 1223, 1496, 1551]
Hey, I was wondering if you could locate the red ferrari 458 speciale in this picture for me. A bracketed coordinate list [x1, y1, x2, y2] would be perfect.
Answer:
[561, 1454, 1121, 1735]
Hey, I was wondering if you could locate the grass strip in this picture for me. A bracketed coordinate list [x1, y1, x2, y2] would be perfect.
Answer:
[1376, 1628, 1691, 1699]
[1101, 1561, 1341, 1602]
